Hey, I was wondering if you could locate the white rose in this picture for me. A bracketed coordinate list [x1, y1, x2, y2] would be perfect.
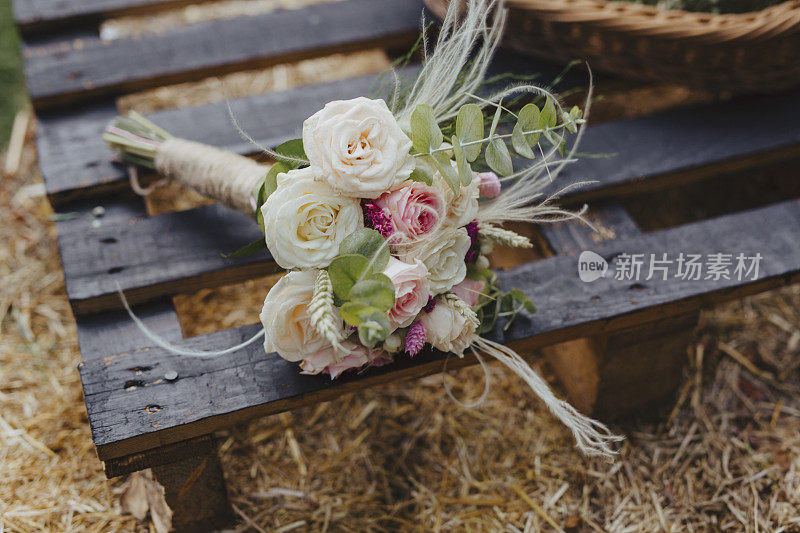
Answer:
[261, 167, 363, 269]
[302, 97, 414, 199]
[399, 227, 470, 294]
[260, 270, 344, 362]
[439, 171, 480, 227]
[422, 298, 477, 356]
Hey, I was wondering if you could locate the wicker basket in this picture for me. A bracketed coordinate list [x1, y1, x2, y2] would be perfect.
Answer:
[424, 0, 800, 92]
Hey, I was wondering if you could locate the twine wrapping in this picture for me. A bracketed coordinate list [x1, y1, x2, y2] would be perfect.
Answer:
[155, 138, 267, 214]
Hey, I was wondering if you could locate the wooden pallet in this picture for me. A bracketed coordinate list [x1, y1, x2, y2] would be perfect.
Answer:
[14, 0, 800, 530]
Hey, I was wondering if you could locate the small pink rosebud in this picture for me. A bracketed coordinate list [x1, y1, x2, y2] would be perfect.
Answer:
[478, 172, 501, 199]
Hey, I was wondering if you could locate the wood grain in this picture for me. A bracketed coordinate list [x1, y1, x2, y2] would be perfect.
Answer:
[58, 203, 278, 315]
[79, 199, 800, 460]
[13, 0, 206, 35]
[22, 0, 423, 109]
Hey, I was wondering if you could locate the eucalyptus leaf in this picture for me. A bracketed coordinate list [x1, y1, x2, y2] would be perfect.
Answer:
[340, 301, 374, 327]
[338, 228, 390, 272]
[328, 254, 372, 300]
[485, 138, 513, 177]
[357, 312, 391, 348]
[540, 98, 557, 129]
[426, 153, 460, 194]
[451, 135, 473, 186]
[410, 104, 442, 153]
[455, 103, 483, 162]
[511, 103, 540, 159]
[349, 277, 395, 311]
[409, 166, 433, 185]
[274, 138, 307, 167]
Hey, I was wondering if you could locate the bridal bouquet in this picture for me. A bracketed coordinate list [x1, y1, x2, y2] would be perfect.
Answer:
[103, 0, 620, 457]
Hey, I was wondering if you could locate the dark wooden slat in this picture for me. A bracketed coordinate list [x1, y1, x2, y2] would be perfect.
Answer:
[552, 92, 800, 204]
[23, 0, 423, 109]
[13, 0, 202, 35]
[538, 201, 641, 256]
[79, 199, 800, 460]
[59, 203, 277, 315]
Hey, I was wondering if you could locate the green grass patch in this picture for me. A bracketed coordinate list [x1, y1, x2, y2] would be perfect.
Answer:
[0, 0, 26, 148]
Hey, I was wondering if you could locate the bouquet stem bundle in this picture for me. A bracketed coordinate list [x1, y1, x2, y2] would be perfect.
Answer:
[104, 112, 265, 214]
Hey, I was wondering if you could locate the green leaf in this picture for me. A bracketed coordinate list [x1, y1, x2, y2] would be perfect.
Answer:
[540, 98, 557, 129]
[508, 288, 537, 313]
[409, 167, 433, 185]
[328, 254, 372, 300]
[451, 135, 473, 186]
[410, 104, 442, 153]
[485, 139, 513, 177]
[511, 103, 540, 159]
[425, 153, 459, 194]
[455, 104, 483, 162]
[338, 228, 390, 272]
[274, 138, 307, 167]
[340, 301, 374, 326]
[262, 162, 289, 203]
[357, 312, 391, 348]
[223, 238, 267, 259]
[349, 276, 395, 311]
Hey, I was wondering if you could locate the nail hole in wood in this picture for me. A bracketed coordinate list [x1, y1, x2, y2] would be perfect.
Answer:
[108, 266, 124, 274]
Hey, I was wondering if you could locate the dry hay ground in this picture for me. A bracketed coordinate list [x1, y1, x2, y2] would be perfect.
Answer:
[3, 1, 800, 531]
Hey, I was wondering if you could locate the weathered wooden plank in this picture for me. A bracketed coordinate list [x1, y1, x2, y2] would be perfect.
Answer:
[537, 201, 641, 256]
[551, 92, 800, 203]
[37, 81, 800, 208]
[13, 0, 203, 35]
[22, 0, 423, 109]
[79, 199, 800, 460]
[104, 434, 215, 478]
[58, 203, 276, 315]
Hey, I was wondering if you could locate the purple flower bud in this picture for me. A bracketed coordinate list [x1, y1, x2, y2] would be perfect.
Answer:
[405, 321, 427, 357]
[464, 220, 479, 263]
[422, 295, 436, 313]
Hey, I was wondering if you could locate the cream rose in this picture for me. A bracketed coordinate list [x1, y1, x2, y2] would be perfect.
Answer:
[422, 298, 477, 356]
[439, 170, 480, 228]
[400, 227, 471, 294]
[382, 257, 430, 329]
[260, 270, 345, 362]
[261, 167, 363, 269]
[302, 97, 414, 198]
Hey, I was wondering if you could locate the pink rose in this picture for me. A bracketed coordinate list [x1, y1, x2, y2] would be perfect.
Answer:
[300, 341, 391, 379]
[382, 257, 430, 329]
[478, 172, 501, 199]
[374, 182, 444, 243]
[451, 278, 486, 307]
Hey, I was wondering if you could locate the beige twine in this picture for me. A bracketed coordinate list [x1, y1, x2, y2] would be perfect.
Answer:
[155, 138, 268, 214]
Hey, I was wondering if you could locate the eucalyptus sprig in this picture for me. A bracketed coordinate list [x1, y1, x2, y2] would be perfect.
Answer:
[407, 98, 585, 195]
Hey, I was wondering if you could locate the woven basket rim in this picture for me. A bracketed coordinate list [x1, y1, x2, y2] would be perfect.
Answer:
[427, 0, 800, 43]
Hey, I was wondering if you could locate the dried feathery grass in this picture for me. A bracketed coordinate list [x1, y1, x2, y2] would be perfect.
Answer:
[477, 222, 533, 248]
